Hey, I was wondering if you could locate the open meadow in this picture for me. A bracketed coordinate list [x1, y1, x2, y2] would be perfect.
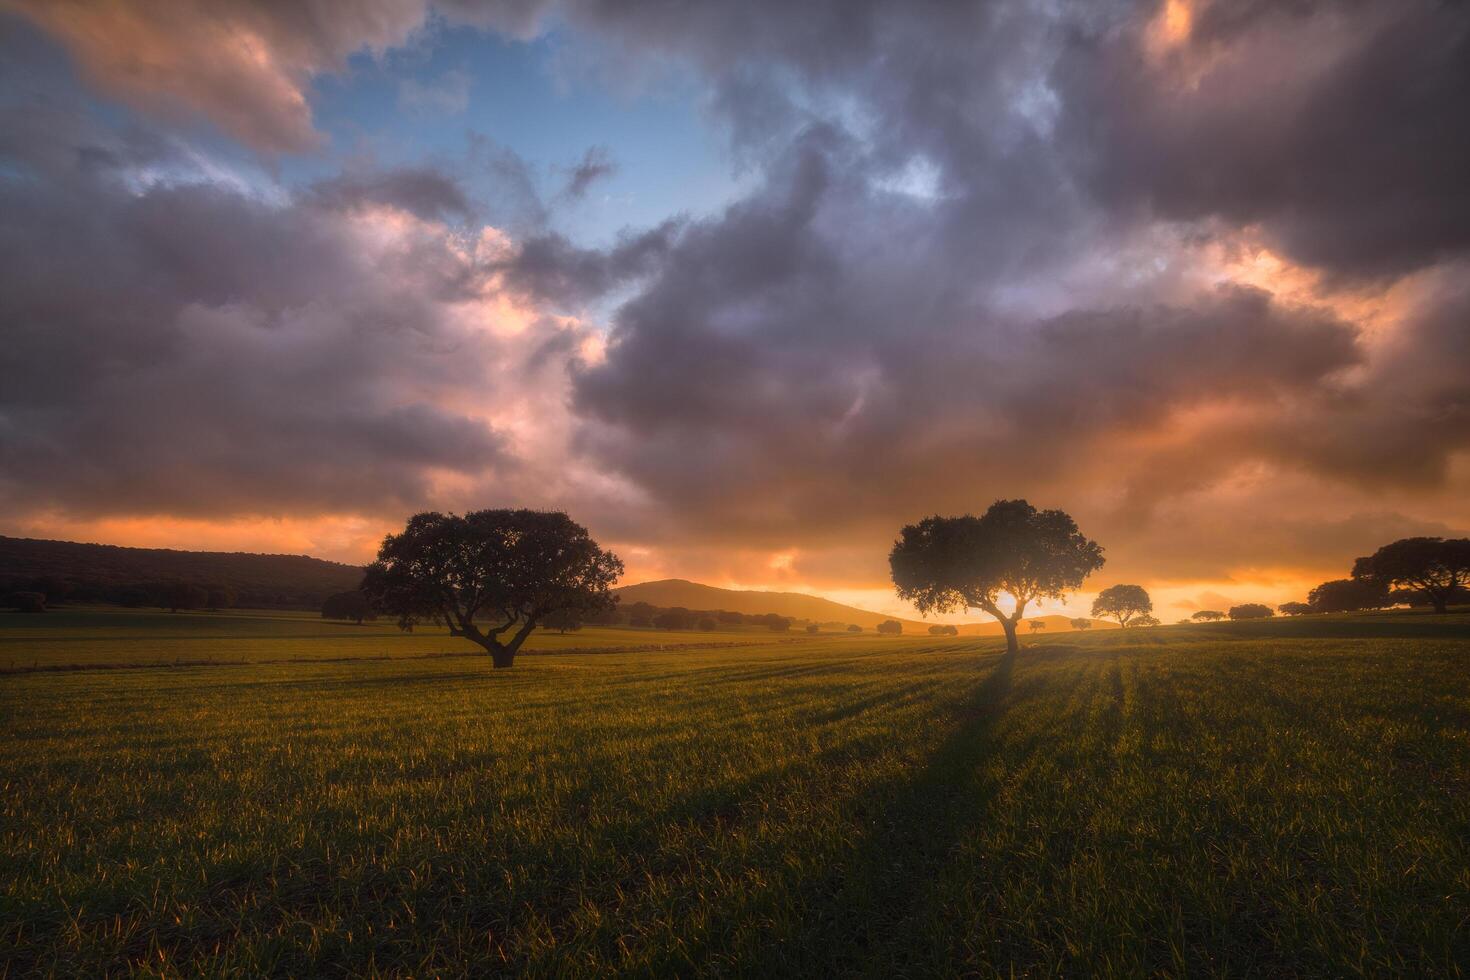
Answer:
[3, 609, 1468, 975]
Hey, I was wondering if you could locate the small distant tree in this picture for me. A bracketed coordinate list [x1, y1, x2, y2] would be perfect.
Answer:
[1092, 584, 1152, 628]
[543, 609, 583, 633]
[1228, 603, 1274, 620]
[8, 591, 45, 613]
[806, 623, 821, 634]
[1352, 537, 1470, 615]
[716, 610, 744, 625]
[1132, 614, 1161, 627]
[1191, 610, 1226, 622]
[1028, 620, 1046, 633]
[653, 607, 695, 630]
[766, 615, 791, 632]
[847, 624, 862, 632]
[1069, 617, 1091, 630]
[625, 601, 658, 623]
[927, 624, 959, 636]
[1278, 601, 1313, 616]
[697, 617, 717, 631]
[890, 499, 1104, 656]
[1308, 578, 1388, 614]
[322, 590, 374, 624]
[162, 581, 208, 613]
[876, 619, 903, 635]
[361, 509, 622, 669]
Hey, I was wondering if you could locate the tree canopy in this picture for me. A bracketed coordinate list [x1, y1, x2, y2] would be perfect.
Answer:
[361, 510, 622, 668]
[890, 499, 1103, 655]
[1307, 577, 1388, 614]
[1191, 610, 1225, 622]
[1228, 603, 1274, 620]
[1091, 584, 1152, 628]
[1352, 537, 1470, 614]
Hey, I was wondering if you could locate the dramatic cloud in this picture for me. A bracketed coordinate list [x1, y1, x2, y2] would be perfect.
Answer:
[4, 0, 1469, 608]
[1, 0, 433, 152]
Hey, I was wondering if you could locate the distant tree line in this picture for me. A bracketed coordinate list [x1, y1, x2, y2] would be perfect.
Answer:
[4, 576, 238, 614]
[1274, 537, 1470, 616]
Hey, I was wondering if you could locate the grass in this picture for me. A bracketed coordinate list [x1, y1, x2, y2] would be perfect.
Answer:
[0, 607, 794, 671]
[2, 611, 1468, 975]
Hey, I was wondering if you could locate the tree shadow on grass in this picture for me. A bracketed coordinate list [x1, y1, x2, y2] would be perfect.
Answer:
[648, 647, 1026, 975]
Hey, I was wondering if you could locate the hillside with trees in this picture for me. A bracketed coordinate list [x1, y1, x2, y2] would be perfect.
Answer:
[0, 536, 363, 609]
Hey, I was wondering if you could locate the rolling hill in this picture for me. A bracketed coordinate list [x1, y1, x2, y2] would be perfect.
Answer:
[0, 536, 364, 608]
[613, 579, 1114, 633]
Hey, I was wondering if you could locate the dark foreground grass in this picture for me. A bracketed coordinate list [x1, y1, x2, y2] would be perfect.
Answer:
[2, 621, 1468, 976]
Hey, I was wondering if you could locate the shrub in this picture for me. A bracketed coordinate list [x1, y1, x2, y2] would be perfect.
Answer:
[876, 619, 902, 635]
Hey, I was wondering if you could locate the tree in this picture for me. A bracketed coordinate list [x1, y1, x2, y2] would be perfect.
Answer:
[1132, 613, 1160, 627]
[206, 586, 236, 611]
[361, 509, 622, 669]
[716, 610, 744, 625]
[543, 609, 583, 633]
[1191, 610, 1225, 622]
[1091, 584, 1151, 628]
[161, 581, 208, 613]
[629, 613, 653, 628]
[876, 619, 903, 635]
[653, 607, 695, 630]
[1278, 601, 1313, 616]
[1306, 578, 1387, 614]
[697, 617, 717, 631]
[1028, 620, 1046, 633]
[1352, 538, 1470, 614]
[806, 623, 821, 634]
[927, 624, 958, 636]
[1069, 617, 1092, 630]
[847, 624, 862, 632]
[8, 591, 45, 613]
[322, 590, 374, 624]
[891, 499, 1104, 656]
[1228, 603, 1274, 620]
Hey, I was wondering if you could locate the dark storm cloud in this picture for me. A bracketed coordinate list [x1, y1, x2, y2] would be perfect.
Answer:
[1052, 0, 1470, 279]
[0, 96, 521, 519]
[496, 221, 680, 310]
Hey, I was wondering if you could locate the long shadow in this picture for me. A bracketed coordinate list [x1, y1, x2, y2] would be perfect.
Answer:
[658, 648, 1023, 974]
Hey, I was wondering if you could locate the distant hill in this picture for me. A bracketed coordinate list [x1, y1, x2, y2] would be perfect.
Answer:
[0, 536, 363, 608]
[613, 579, 1114, 634]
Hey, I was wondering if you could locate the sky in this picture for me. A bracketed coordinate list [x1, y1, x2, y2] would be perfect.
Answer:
[2, 0, 1468, 622]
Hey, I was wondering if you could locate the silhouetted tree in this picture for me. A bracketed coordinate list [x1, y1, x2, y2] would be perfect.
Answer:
[806, 623, 821, 634]
[847, 624, 862, 632]
[654, 607, 695, 630]
[1308, 576, 1390, 614]
[876, 619, 903, 635]
[1069, 617, 1092, 630]
[716, 610, 744, 624]
[1028, 619, 1046, 633]
[543, 609, 583, 633]
[361, 509, 622, 669]
[1278, 601, 1313, 616]
[927, 624, 958, 636]
[1132, 613, 1161, 627]
[1352, 537, 1470, 615]
[891, 499, 1104, 657]
[162, 581, 208, 613]
[1091, 584, 1152, 628]
[1228, 603, 1274, 620]
[322, 590, 373, 624]
[8, 591, 45, 613]
[763, 613, 791, 632]
[1191, 610, 1226, 622]
[697, 617, 717, 631]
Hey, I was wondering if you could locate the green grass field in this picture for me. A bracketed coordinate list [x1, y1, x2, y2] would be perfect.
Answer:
[3, 610, 1468, 975]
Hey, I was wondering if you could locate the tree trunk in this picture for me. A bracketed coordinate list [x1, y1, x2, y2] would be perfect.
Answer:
[1000, 619, 1019, 656]
[1432, 594, 1448, 615]
[489, 645, 516, 669]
